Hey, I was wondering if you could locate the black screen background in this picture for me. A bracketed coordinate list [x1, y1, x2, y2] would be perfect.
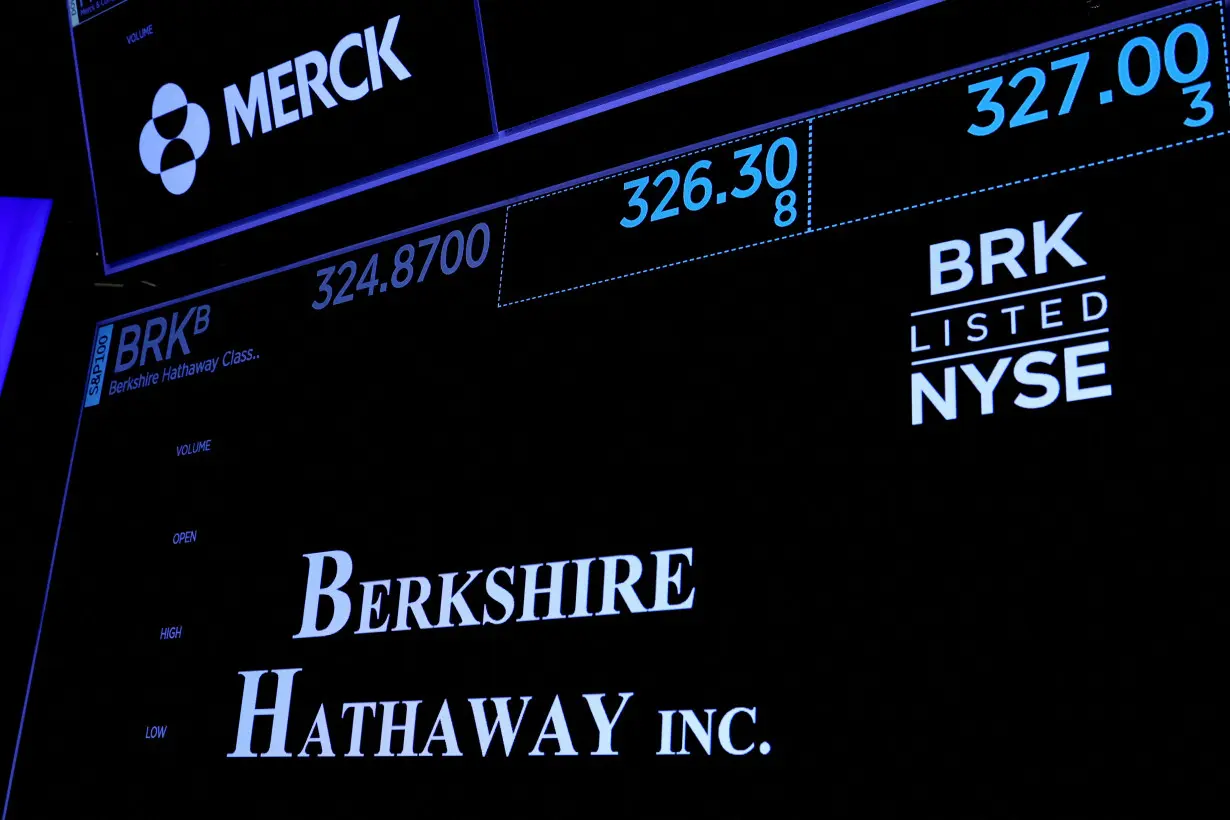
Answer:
[5, 1, 1228, 817]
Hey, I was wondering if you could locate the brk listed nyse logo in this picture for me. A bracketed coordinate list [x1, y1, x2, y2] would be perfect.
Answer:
[909, 211, 1114, 426]
[135, 15, 411, 197]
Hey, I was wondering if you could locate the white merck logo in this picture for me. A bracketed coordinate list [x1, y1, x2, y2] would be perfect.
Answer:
[223, 14, 411, 146]
[139, 83, 211, 195]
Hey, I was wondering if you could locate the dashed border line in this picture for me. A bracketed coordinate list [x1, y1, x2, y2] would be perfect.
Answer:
[496, 206, 511, 307]
[497, 228, 809, 308]
[814, 129, 1228, 231]
[497, 1, 1225, 309]
[807, 118, 814, 230]
[1222, 2, 1229, 102]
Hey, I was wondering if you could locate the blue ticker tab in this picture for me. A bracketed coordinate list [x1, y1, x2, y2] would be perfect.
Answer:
[83, 323, 113, 408]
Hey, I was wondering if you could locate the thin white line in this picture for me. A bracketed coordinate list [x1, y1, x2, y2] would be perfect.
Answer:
[910, 328, 1109, 366]
[910, 276, 1108, 317]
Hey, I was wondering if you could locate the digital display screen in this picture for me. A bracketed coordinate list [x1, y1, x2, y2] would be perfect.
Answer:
[71, 0, 492, 268]
[9, 1, 1227, 816]
[67, 0, 893, 271]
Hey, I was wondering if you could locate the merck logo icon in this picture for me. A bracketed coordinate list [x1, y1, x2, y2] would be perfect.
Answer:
[139, 83, 211, 195]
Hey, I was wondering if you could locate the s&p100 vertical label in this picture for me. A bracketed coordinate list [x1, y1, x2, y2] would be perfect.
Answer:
[83, 323, 113, 409]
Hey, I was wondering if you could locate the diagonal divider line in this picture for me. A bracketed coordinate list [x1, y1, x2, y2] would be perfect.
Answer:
[909, 275, 1108, 317]
[910, 328, 1109, 367]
